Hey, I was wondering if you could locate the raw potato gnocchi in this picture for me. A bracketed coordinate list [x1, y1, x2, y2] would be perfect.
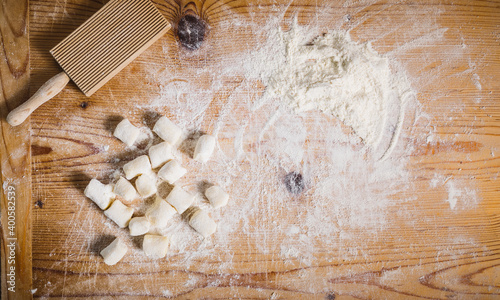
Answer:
[193, 134, 216, 163]
[165, 185, 194, 214]
[113, 176, 138, 203]
[135, 173, 157, 198]
[143, 234, 169, 259]
[157, 160, 186, 184]
[113, 119, 140, 147]
[146, 196, 177, 229]
[153, 116, 183, 145]
[128, 217, 151, 236]
[184, 206, 217, 238]
[96, 115, 233, 264]
[100, 238, 127, 266]
[123, 155, 152, 180]
[104, 200, 134, 228]
[205, 185, 229, 208]
[148, 142, 173, 169]
[84, 179, 115, 210]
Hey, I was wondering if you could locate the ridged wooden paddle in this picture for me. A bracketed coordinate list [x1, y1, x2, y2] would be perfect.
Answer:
[7, 0, 171, 126]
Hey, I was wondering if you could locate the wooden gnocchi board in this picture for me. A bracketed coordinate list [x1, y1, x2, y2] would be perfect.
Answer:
[1, 0, 499, 299]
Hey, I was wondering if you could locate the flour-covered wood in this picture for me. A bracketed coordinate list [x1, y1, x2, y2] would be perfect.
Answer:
[27, 0, 500, 299]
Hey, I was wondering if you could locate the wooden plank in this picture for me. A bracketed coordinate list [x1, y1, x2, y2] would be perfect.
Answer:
[0, 0, 32, 298]
[27, 0, 500, 299]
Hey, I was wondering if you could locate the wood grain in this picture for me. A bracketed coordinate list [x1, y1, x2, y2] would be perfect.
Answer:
[0, 0, 32, 298]
[23, 0, 500, 299]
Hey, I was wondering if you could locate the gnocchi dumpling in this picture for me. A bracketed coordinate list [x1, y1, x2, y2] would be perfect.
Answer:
[104, 200, 134, 228]
[153, 116, 182, 145]
[113, 119, 140, 147]
[135, 173, 157, 198]
[113, 176, 138, 203]
[128, 217, 151, 236]
[145, 196, 177, 229]
[84, 179, 115, 210]
[100, 238, 127, 265]
[184, 206, 217, 238]
[165, 186, 194, 214]
[123, 155, 151, 180]
[204, 185, 229, 208]
[148, 142, 174, 169]
[157, 160, 186, 184]
[193, 134, 216, 163]
[143, 234, 169, 259]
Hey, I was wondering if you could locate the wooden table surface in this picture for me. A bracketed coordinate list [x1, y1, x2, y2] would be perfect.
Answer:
[1, 0, 499, 299]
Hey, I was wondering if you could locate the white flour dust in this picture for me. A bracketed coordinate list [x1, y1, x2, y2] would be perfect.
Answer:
[430, 175, 479, 210]
[251, 21, 413, 155]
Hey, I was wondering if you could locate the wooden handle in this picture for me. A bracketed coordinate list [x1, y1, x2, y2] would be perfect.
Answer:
[6, 72, 70, 126]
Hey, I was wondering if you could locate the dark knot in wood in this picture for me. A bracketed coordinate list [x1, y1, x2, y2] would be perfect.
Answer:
[177, 14, 206, 50]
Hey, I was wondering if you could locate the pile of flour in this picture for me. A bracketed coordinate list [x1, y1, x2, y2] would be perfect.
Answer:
[249, 22, 414, 157]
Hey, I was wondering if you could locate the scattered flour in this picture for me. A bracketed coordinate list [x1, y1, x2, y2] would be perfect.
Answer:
[161, 289, 173, 297]
[445, 180, 460, 209]
[127, 19, 420, 269]
[253, 21, 414, 154]
[445, 179, 478, 210]
[34, 3, 486, 295]
[123, 15, 482, 272]
[429, 174, 479, 210]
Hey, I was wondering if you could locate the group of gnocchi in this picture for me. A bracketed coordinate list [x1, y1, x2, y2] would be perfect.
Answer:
[84, 116, 229, 265]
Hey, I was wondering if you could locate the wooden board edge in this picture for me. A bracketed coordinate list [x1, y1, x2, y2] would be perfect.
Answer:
[0, 0, 32, 298]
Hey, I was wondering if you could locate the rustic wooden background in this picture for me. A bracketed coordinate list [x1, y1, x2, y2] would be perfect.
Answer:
[0, 0, 32, 298]
[1, 0, 499, 299]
